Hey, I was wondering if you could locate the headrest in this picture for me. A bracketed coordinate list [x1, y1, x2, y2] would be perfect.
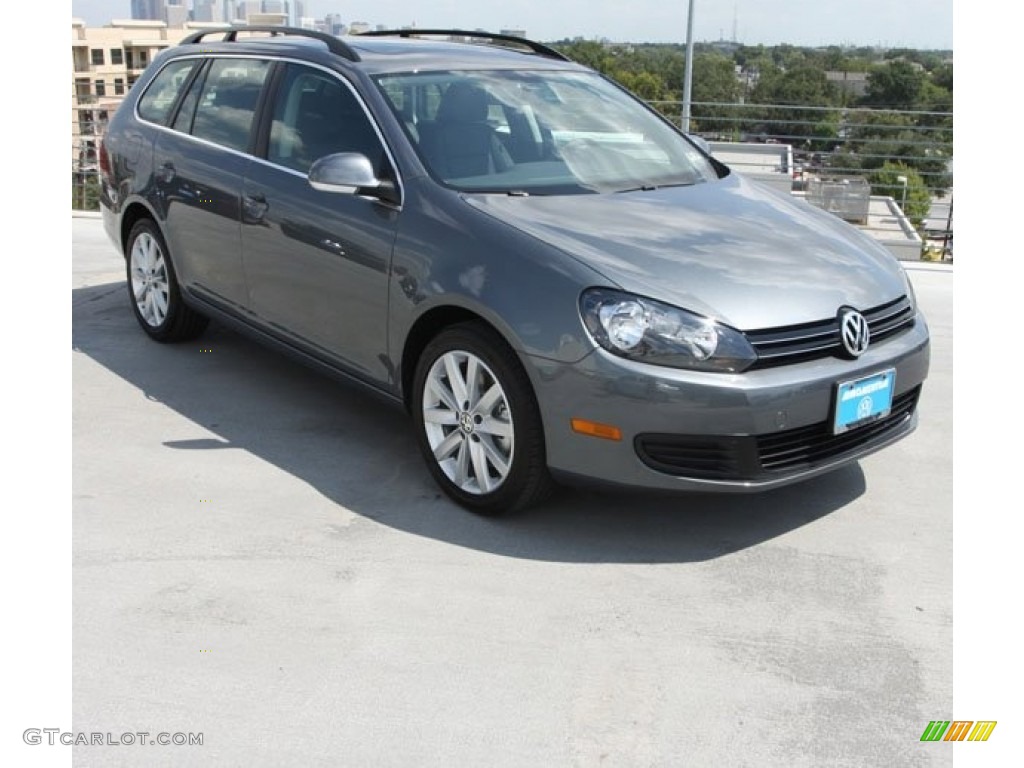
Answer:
[437, 82, 489, 123]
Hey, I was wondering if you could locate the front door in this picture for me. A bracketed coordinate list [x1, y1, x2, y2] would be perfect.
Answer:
[241, 64, 400, 384]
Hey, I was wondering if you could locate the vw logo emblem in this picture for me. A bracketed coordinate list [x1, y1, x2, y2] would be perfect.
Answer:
[838, 308, 870, 357]
[857, 396, 873, 419]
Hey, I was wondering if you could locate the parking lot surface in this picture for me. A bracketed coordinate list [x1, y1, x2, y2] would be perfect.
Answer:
[73, 214, 953, 766]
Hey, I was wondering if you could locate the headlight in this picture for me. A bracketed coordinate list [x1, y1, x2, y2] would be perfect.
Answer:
[900, 267, 918, 313]
[580, 288, 757, 373]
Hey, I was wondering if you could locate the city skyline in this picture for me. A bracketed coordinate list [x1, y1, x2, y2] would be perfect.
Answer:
[70, 0, 954, 49]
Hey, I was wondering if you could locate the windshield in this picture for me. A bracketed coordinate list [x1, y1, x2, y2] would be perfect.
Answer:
[374, 70, 719, 194]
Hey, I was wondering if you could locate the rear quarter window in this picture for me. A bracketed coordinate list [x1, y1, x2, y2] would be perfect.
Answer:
[137, 59, 200, 125]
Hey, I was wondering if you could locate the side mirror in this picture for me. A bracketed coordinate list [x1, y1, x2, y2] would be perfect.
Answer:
[308, 153, 398, 204]
[687, 134, 711, 155]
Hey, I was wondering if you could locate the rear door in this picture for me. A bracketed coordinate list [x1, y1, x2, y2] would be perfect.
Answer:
[240, 63, 400, 384]
[151, 57, 271, 311]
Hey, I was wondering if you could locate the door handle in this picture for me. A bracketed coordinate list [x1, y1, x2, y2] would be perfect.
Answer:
[155, 162, 175, 184]
[243, 192, 269, 223]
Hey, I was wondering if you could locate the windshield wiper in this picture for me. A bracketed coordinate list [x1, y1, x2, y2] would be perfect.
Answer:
[615, 184, 660, 193]
[461, 189, 531, 196]
[614, 180, 698, 194]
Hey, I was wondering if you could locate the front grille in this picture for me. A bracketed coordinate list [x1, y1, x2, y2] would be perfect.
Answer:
[746, 296, 915, 369]
[635, 386, 920, 481]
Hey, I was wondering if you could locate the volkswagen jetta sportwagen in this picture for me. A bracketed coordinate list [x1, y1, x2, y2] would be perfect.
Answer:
[99, 27, 930, 514]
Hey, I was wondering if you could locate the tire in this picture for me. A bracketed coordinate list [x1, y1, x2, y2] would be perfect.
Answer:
[412, 322, 554, 515]
[125, 219, 208, 342]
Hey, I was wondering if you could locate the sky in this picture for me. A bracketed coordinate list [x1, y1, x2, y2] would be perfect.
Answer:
[70, 0, 953, 49]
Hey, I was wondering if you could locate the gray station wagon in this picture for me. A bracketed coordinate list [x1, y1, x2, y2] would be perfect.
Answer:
[98, 27, 930, 514]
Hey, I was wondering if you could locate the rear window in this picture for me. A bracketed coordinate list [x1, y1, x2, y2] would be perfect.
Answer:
[137, 60, 199, 125]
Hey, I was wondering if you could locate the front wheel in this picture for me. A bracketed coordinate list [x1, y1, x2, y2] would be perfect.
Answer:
[125, 219, 208, 342]
[412, 323, 554, 515]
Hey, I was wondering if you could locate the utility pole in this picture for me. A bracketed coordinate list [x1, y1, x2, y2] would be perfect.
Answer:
[681, 0, 696, 132]
[943, 197, 953, 261]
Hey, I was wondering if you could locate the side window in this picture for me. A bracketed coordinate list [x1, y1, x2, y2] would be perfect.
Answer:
[171, 62, 208, 134]
[137, 59, 199, 125]
[191, 59, 270, 154]
[267, 64, 385, 175]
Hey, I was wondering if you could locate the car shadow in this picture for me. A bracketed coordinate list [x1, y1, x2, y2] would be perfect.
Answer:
[73, 281, 865, 564]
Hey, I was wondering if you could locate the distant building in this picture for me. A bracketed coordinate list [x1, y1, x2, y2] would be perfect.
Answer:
[709, 39, 740, 55]
[193, 1, 217, 22]
[236, 1, 262, 21]
[348, 21, 372, 35]
[71, 18, 182, 175]
[737, 66, 759, 102]
[825, 71, 869, 98]
[131, 1, 165, 21]
[246, 13, 288, 26]
[323, 13, 345, 35]
[69, 17, 236, 174]
[500, 29, 526, 39]
[164, 0, 189, 27]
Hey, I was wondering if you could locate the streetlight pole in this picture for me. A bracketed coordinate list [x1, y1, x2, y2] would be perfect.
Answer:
[681, 0, 696, 133]
[897, 174, 908, 212]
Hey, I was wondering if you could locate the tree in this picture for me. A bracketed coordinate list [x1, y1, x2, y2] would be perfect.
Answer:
[862, 60, 927, 109]
[685, 53, 743, 134]
[612, 70, 667, 101]
[748, 66, 841, 148]
[551, 39, 614, 73]
[842, 110, 951, 194]
[72, 173, 101, 211]
[869, 162, 931, 226]
[932, 62, 953, 92]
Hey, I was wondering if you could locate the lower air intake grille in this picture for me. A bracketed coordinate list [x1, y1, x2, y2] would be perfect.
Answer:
[635, 386, 921, 480]
[755, 386, 920, 472]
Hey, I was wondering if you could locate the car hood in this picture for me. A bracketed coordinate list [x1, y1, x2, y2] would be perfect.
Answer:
[464, 173, 908, 330]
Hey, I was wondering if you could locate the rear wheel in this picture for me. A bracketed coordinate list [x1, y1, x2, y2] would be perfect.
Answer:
[125, 219, 208, 342]
[412, 323, 553, 515]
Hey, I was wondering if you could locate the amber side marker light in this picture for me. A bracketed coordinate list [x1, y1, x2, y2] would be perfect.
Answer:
[571, 419, 623, 441]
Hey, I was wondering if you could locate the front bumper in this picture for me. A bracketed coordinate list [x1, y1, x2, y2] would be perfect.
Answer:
[525, 315, 930, 492]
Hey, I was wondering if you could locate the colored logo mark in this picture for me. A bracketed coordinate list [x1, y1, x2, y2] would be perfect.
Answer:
[920, 720, 997, 742]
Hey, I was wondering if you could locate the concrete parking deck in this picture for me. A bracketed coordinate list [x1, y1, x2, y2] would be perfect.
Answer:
[72, 213, 954, 766]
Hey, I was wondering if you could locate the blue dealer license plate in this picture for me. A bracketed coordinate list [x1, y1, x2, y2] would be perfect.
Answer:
[833, 369, 896, 434]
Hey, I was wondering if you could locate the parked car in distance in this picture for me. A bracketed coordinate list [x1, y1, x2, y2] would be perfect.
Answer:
[99, 27, 930, 514]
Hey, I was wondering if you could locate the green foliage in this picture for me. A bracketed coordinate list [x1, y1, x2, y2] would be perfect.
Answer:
[931, 62, 953, 92]
[689, 53, 742, 103]
[73, 173, 100, 211]
[547, 39, 952, 192]
[612, 70, 667, 101]
[748, 66, 841, 148]
[862, 60, 927, 109]
[869, 162, 931, 226]
[842, 110, 951, 193]
[827, 151, 863, 175]
[551, 39, 613, 73]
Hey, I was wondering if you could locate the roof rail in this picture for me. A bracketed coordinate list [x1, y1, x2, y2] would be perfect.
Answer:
[358, 29, 570, 62]
[180, 25, 360, 62]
